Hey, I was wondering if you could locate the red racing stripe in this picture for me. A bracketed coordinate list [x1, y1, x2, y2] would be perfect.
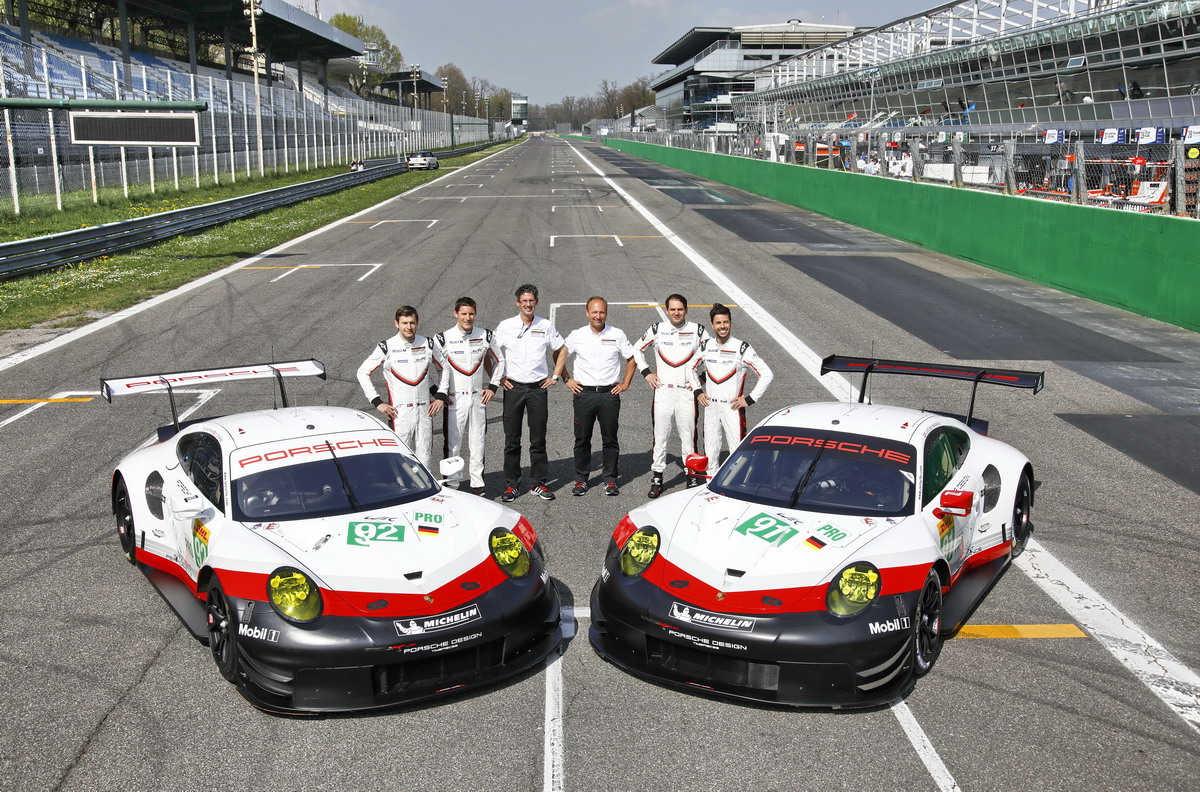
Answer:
[645, 554, 931, 613]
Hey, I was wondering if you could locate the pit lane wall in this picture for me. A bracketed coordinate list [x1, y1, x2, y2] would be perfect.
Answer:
[603, 138, 1199, 333]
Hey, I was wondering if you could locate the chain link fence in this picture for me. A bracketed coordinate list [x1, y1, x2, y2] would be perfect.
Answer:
[0, 34, 496, 216]
[615, 127, 1200, 218]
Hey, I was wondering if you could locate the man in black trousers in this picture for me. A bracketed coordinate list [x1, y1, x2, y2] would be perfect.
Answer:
[494, 285, 567, 503]
[555, 297, 636, 496]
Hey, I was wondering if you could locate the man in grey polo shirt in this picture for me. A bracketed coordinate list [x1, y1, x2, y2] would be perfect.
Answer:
[554, 297, 636, 496]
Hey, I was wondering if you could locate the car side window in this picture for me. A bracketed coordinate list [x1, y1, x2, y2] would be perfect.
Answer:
[922, 427, 970, 506]
[178, 432, 224, 510]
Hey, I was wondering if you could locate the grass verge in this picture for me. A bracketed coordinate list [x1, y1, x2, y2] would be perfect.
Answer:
[0, 140, 521, 332]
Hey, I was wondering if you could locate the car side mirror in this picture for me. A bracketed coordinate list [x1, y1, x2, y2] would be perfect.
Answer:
[168, 490, 204, 521]
[685, 454, 709, 479]
[439, 456, 465, 482]
[939, 489, 974, 517]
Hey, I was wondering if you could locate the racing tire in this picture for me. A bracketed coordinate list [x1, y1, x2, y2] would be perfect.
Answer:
[912, 571, 944, 678]
[207, 583, 240, 682]
[1009, 472, 1033, 558]
[114, 479, 137, 564]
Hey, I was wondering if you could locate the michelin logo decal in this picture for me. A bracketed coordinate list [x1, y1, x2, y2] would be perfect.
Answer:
[669, 602, 755, 632]
[395, 603, 482, 636]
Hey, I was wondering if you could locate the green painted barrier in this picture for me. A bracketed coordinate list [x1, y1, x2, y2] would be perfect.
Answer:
[605, 138, 1199, 333]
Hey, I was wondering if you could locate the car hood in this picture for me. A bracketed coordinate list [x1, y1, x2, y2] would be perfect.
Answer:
[642, 489, 910, 596]
[243, 491, 510, 602]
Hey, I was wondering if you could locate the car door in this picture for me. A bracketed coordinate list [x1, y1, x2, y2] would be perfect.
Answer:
[172, 431, 225, 577]
[919, 426, 977, 573]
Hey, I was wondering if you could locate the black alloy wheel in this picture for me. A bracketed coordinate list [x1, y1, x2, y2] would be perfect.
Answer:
[207, 583, 240, 682]
[1010, 473, 1034, 558]
[913, 571, 944, 678]
[114, 480, 137, 564]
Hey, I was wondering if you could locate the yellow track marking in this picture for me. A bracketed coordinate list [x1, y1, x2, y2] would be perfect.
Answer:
[957, 624, 1087, 639]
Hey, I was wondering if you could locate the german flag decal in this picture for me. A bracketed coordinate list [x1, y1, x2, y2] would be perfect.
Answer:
[418, 525, 440, 536]
[804, 536, 827, 550]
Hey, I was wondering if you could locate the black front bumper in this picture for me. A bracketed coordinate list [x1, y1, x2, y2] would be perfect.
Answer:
[227, 571, 561, 714]
[589, 568, 921, 709]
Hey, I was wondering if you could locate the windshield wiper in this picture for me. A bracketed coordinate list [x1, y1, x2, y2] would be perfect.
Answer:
[788, 446, 826, 509]
[324, 442, 360, 511]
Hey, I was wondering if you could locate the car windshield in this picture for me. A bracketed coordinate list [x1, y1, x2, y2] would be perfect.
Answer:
[231, 452, 438, 522]
[709, 428, 916, 517]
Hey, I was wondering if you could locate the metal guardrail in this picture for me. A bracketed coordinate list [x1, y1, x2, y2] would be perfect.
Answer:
[0, 140, 501, 280]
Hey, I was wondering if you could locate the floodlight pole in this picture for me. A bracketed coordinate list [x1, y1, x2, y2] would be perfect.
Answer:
[244, 0, 265, 176]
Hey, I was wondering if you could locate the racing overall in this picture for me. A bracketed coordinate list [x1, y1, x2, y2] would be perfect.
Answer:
[356, 333, 445, 469]
[691, 335, 774, 478]
[633, 320, 707, 475]
[433, 326, 504, 489]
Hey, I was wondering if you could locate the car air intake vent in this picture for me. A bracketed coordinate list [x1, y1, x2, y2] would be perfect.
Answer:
[726, 569, 745, 578]
[404, 571, 422, 581]
[669, 579, 689, 588]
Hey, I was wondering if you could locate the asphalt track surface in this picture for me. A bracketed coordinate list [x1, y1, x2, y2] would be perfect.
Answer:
[1, 136, 1198, 791]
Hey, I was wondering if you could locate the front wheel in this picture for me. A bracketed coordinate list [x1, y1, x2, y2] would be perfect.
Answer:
[1010, 472, 1033, 558]
[114, 479, 136, 564]
[913, 571, 943, 677]
[207, 583, 240, 682]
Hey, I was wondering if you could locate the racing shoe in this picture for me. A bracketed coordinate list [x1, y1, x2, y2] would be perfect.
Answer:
[500, 486, 519, 503]
[604, 482, 619, 497]
[572, 481, 587, 496]
[531, 484, 555, 501]
[647, 474, 663, 499]
[686, 476, 703, 489]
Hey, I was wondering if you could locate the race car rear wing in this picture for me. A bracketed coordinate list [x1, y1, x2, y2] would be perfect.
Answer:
[101, 359, 326, 432]
[820, 355, 1044, 425]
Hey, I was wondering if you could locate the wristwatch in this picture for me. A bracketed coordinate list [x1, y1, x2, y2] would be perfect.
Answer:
[551, 375, 560, 382]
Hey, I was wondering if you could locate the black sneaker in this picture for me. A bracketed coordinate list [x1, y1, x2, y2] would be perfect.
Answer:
[531, 484, 556, 501]
[647, 474, 663, 499]
[604, 482, 619, 496]
[572, 481, 587, 496]
[468, 485, 485, 496]
[686, 477, 703, 489]
[500, 486, 518, 503]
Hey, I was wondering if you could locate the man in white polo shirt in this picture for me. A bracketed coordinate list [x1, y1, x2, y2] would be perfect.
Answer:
[494, 284, 567, 503]
[554, 297, 636, 496]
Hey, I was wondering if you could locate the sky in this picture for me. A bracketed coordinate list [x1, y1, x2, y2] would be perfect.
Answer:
[310, 0, 938, 105]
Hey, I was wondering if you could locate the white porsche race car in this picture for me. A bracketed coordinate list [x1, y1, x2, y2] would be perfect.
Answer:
[589, 356, 1043, 708]
[103, 360, 561, 713]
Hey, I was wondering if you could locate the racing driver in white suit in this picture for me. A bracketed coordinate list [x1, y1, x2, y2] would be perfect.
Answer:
[356, 305, 447, 470]
[433, 297, 505, 494]
[633, 293, 707, 498]
[690, 304, 773, 480]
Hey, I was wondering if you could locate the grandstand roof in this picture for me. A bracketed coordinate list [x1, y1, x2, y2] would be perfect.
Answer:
[87, 0, 361, 62]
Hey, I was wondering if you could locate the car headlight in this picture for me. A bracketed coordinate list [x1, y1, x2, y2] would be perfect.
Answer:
[490, 527, 531, 578]
[826, 562, 881, 617]
[620, 526, 660, 577]
[267, 567, 323, 623]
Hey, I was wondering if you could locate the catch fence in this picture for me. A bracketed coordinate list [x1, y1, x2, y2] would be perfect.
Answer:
[615, 127, 1200, 218]
[0, 33, 497, 215]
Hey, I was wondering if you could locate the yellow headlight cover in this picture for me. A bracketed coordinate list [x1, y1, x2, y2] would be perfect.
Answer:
[490, 528, 531, 578]
[267, 567, 322, 623]
[620, 527, 660, 576]
[826, 562, 881, 617]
